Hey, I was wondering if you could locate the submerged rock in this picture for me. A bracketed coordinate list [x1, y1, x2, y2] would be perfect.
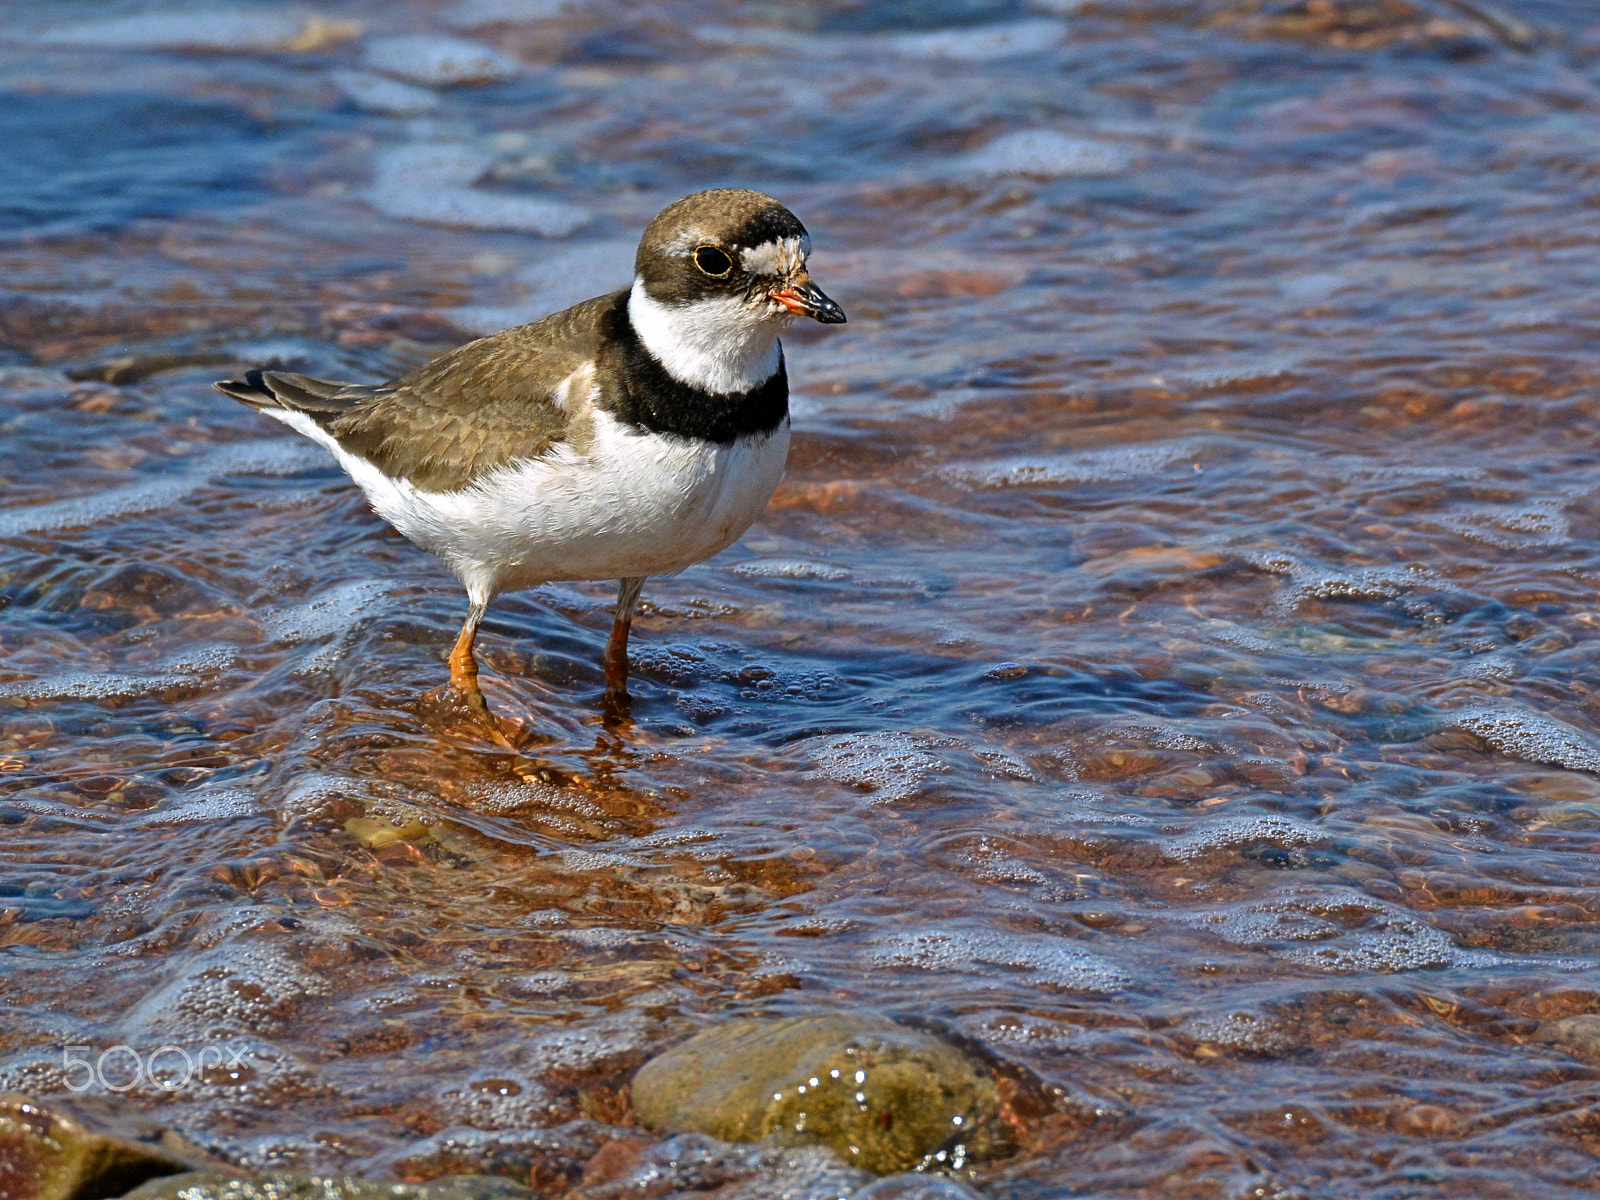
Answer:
[630, 1015, 1011, 1175]
[1532, 1014, 1600, 1062]
[0, 1093, 219, 1200]
[120, 1174, 531, 1200]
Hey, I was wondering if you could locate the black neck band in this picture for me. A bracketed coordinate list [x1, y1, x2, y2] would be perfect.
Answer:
[601, 292, 788, 443]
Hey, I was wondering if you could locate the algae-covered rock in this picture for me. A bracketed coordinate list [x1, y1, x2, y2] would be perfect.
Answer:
[629, 1015, 1010, 1175]
[120, 1172, 534, 1200]
[0, 1093, 216, 1200]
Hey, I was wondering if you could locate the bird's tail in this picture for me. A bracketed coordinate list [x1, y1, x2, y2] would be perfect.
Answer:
[214, 369, 371, 424]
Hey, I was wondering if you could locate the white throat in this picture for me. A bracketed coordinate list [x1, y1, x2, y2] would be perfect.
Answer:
[628, 279, 785, 395]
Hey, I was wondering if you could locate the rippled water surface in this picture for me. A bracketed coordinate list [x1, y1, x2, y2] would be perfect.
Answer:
[6, 0, 1600, 1195]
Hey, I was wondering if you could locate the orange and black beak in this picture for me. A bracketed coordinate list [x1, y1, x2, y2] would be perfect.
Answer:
[769, 273, 846, 324]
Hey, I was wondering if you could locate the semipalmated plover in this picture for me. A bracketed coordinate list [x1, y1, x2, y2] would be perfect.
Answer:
[217, 188, 844, 711]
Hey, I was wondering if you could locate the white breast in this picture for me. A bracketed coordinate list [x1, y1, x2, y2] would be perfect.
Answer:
[627, 280, 785, 394]
[265, 405, 790, 604]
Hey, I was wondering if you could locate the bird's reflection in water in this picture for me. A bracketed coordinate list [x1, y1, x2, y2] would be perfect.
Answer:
[412, 677, 657, 828]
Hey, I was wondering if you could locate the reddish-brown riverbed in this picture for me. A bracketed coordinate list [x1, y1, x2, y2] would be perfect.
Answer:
[4, 1, 1600, 1196]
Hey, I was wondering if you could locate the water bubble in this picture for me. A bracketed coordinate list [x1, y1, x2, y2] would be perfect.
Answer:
[0, 672, 192, 702]
[119, 941, 330, 1042]
[946, 441, 1200, 489]
[811, 732, 941, 803]
[1446, 705, 1600, 774]
[259, 579, 392, 643]
[1197, 890, 1500, 974]
[1166, 815, 1324, 862]
[139, 788, 262, 827]
[437, 1072, 556, 1129]
[1438, 498, 1569, 549]
[733, 559, 851, 581]
[869, 928, 1128, 992]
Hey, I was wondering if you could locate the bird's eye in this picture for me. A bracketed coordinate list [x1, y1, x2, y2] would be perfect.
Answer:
[693, 245, 733, 277]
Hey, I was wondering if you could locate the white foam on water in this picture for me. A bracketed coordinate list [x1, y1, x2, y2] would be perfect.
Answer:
[259, 579, 392, 643]
[1055, 786, 1158, 827]
[957, 129, 1132, 178]
[473, 777, 603, 818]
[363, 34, 520, 87]
[1170, 352, 1302, 389]
[811, 732, 941, 803]
[1181, 1011, 1301, 1056]
[30, 11, 346, 52]
[159, 645, 237, 674]
[1438, 498, 1570, 549]
[140, 788, 263, 827]
[0, 672, 192, 701]
[1279, 911, 1490, 974]
[368, 143, 590, 236]
[278, 772, 363, 822]
[436, 1072, 559, 1129]
[1194, 890, 1501, 975]
[1447, 705, 1600, 774]
[694, 18, 1063, 62]
[1457, 653, 1517, 682]
[1313, 455, 1488, 486]
[1202, 620, 1280, 654]
[0, 476, 194, 536]
[869, 928, 1129, 992]
[329, 68, 442, 116]
[1247, 551, 1438, 617]
[119, 942, 330, 1041]
[0, 440, 323, 536]
[947, 440, 1199, 489]
[1166, 814, 1324, 862]
[560, 848, 639, 872]
[960, 837, 1049, 886]
[884, 19, 1066, 60]
[732, 559, 850, 581]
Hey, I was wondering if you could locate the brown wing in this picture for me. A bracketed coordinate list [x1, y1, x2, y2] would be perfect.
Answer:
[216, 292, 621, 492]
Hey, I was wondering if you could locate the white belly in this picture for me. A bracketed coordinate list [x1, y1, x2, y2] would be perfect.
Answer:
[273, 407, 790, 601]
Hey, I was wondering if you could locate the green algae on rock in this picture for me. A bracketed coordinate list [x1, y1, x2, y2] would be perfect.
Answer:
[629, 1015, 1011, 1175]
[0, 1093, 220, 1200]
[119, 1172, 535, 1200]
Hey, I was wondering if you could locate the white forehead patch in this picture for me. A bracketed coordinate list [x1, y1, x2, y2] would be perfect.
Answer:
[740, 235, 809, 277]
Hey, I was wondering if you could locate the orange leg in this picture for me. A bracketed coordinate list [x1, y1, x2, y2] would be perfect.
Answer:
[448, 599, 490, 709]
[604, 577, 645, 696]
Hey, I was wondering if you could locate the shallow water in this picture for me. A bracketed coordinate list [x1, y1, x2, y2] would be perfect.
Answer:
[5, 0, 1600, 1195]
